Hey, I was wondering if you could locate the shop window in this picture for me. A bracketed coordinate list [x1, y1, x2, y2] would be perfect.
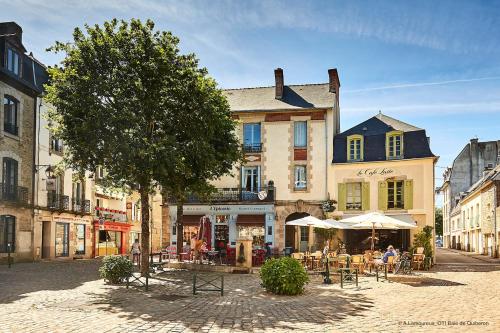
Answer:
[346, 183, 362, 210]
[347, 134, 363, 161]
[96, 230, 122, 256]
[0, 215, 15, 252]
[3, 96, 19, 136]
[243, 123, 261, 152]
[386, 131, 403, 159]
[55, 223, 69, 257]
[300, 226, 309, 242]
[7, 48, 21, 76]
[294, 121, 307, 148]
[214, 215, 229, 250]
[238, 226, 265, 247]
[75, 224, 85, 255]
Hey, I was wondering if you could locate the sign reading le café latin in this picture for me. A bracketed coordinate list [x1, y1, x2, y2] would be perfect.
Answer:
[357, 168, 394, 177]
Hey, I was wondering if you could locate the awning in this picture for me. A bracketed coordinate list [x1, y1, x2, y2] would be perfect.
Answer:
[182, 215, 204, 226]
[236, 214, 265, 225]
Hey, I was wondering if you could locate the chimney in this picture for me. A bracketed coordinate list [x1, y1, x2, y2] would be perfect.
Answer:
[274, 68, 284, 100]
[328, 68, 340, 103]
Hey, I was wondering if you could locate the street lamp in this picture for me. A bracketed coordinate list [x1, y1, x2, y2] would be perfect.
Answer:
[35, 164, 56, 179]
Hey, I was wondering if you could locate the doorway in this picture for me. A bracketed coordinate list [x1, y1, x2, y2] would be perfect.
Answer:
[285, 212, 309, 252]
[42, 221, 51, 258]
[55, 222, 69, 257]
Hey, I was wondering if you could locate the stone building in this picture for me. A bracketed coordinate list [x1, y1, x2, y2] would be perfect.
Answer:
[0, 22, 46, 262]
[439, 139, 500, 249]
[164, 68, 341, 252]
[33, 100, 94, 260]
[329, 112, 437, 254]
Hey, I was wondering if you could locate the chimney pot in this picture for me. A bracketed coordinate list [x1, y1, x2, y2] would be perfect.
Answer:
[328, 68, 340, 93]
[274, 68, 284, 100]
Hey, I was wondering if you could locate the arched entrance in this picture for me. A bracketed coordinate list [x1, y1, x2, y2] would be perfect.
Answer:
[285, 212, 309, 252]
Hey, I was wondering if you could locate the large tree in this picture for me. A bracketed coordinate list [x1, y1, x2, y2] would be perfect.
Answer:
[45, 19, 239, 274]
[435, 207, 443, 236]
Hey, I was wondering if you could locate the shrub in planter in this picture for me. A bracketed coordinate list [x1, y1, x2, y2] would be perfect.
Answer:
[260, 257, 309, 295]
[99, 255, 133, 284]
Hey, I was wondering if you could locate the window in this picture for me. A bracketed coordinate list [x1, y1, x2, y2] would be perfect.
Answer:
[387, 180, 404, 209]
[294, 121, 307, 147]
[346, 183, 362, 210]
[243, 123, 261, 152]
[2, 157, 18, 199]
[386, 131, 403, 159]
[300, 226, 309, 242]
[50, 136, 63, 153]
[347, 135, 363, 161]
[0, 215, 15, 252]
[7, 48, 20, 76]
[75, 224, 86, 255]
[241, 166, 260, 192]
[3, 96, 19, 136]
[294, 165, 307, 189]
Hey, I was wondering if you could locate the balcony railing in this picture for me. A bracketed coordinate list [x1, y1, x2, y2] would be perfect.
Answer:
[47, 191, 69, 210]
[4, 122, 19, 136]
[72, 198, 91, 214]
[168, 186, 275, 204]
[243, 143, 262, 153]
[0, 184, 28, 205]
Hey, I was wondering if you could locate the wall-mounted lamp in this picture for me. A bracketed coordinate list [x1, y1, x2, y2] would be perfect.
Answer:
[35, 164, 56, 179]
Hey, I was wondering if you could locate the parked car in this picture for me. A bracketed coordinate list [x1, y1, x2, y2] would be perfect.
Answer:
[435, 238, 443, 248]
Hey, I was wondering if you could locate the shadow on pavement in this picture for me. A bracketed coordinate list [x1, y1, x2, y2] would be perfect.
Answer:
[87, 270, 374, 331]
[0, 259, 101, 304]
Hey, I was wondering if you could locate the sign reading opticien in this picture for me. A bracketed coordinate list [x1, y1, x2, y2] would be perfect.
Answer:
[356, 168, 395, 177]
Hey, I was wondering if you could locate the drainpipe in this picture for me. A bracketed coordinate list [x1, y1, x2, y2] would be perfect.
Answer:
[494, 184, 498, 258]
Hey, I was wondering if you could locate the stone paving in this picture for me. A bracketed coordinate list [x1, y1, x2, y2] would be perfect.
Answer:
[0, 248, 499, 333]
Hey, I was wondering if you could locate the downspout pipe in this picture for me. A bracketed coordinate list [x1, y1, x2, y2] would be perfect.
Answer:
[494, 184, 498, 258]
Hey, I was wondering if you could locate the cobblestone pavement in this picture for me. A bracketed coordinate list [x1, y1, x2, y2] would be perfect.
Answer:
[0, 249, 499, 333]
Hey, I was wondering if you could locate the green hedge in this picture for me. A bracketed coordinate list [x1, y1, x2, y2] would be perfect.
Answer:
[99, 255, 133, 284]
[260, 257, 309, 295]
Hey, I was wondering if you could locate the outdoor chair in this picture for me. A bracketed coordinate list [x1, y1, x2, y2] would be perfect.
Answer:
[363, 252, 374, 272]
[416, 247, 425, 255]
[337, 254, 349, 268]
[310, 252, 323, 270]
[350, 255, 365, 274]
[412, 253, 425, 270]
[385, 255, 396, 273]
[327, 253, 338, 269]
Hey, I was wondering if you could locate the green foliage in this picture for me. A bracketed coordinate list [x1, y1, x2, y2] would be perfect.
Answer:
[435, 207, 443, 236]
[99, 255, 133, 284]
[411, 225, 434, 259]
[260, 257, 309, 295]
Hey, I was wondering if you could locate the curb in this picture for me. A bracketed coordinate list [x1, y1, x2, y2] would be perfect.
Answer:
[445, 248, 500, 264]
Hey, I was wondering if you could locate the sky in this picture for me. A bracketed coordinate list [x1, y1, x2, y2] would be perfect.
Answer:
[2, 0, 500, 204]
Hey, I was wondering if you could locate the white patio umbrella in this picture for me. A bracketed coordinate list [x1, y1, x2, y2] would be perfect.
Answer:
[323, 219, 354, 230]
[338, 212, 417, 251]
[285, 215, 333, 229]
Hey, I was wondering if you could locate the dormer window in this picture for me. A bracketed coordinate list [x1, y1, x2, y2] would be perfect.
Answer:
[347, 134, 363, 161]
[6, 47, 21, 76]
[386, 131, 403, 159]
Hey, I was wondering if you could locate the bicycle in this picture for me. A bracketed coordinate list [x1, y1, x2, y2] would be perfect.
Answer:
[394, 252, 413, 275]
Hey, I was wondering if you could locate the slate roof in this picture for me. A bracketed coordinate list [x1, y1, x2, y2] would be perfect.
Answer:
[223, 83, 334, 112]
[333, 112, 434, 163]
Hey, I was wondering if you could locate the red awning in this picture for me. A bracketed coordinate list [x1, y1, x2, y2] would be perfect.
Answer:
[236, 214, 265, 225]
[182, 215, 204, 226]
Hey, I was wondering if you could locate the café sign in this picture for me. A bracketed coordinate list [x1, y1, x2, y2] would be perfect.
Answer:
[178, 204, 274, 214]
[356, 168, 395, 177]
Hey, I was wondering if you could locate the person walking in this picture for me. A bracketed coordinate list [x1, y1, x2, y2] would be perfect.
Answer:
[131, 239, 141, 267]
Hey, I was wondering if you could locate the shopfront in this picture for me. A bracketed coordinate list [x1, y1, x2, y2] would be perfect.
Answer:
[93, 220, 131, 257]
[168, 204, 275, 249]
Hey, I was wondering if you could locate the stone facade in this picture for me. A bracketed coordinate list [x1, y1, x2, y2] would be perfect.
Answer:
[0, 81, 36, 262]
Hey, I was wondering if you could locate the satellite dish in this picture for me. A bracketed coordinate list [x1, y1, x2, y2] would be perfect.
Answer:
[258, 191, 268, 200]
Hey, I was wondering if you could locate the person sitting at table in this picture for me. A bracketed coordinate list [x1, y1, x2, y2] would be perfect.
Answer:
[375, 245, 396, 266]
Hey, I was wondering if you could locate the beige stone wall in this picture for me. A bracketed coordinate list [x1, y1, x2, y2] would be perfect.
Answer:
[0, 81, 36, 261]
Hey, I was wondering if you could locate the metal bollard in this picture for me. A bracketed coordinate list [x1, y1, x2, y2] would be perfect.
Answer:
[7, 243, 12, 268]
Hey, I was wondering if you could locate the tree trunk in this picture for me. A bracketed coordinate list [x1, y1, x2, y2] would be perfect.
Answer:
[140, 187, 150, 276]
[176, 202, 184, 261]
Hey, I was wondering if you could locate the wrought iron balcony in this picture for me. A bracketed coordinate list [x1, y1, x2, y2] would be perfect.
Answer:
[243, 143, 262, 153]
[0, 184, 28, 205]
[168, 186, 275, 204]
[72, 198, 91, 214]
[47, 191, 69, 211]
[3, 122, 19, 136]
